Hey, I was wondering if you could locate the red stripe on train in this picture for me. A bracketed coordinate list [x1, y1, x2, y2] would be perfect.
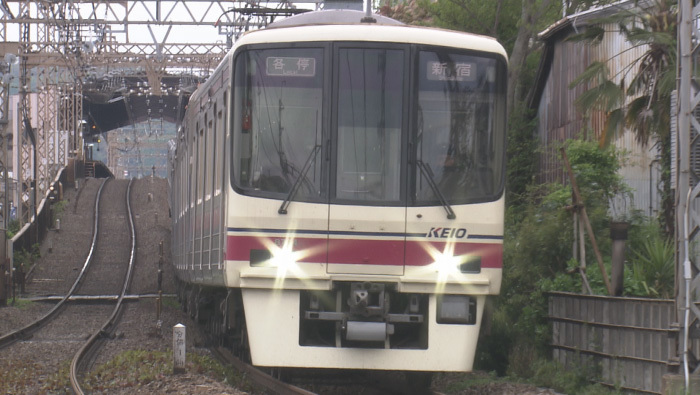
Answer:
[225, 235, 502, 268]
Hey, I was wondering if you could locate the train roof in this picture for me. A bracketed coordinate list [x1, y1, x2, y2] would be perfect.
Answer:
[236, 11, 507, 60]
[267, 9, 404, 27]
[187, 10, 507, 107]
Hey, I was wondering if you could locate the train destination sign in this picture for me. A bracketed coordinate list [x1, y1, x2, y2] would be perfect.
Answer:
[266, 57, 316, 77]
[427, 61, 477, 82]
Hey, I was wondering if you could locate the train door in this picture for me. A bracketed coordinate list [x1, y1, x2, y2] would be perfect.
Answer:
[327, 45, 408, 275]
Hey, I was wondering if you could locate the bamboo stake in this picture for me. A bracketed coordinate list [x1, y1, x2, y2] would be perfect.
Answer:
[561, 148, 613, 296]
[579, 214, 593, 295]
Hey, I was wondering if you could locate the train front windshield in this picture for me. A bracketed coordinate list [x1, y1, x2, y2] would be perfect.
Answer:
[232, 44, 506, 206]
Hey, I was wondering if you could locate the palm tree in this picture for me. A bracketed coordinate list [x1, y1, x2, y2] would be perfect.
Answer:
[569, 0, 677, 235]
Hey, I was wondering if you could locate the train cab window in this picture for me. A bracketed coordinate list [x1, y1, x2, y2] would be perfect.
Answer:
[335, 48, 404, 203]
[232, 48, 324, 200]
[414, 49, 506, 205]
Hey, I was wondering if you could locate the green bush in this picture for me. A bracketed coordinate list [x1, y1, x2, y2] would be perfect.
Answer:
[13, 244, 40, 270]
[52, 200, 68, 221]
[5, 219, 20, 240]
[530, 359, 619, 394]
[629, 233, 674, 298]
[480, 137, 672, 385]
[478, 139, 631, 377]
[77, 349, 253, 393]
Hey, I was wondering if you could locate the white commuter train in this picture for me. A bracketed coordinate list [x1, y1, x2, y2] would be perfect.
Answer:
[169, 9, 506, 377]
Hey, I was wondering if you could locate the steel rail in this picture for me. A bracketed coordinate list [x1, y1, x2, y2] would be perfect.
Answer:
[0, 178, 108, 349]
[211, 347, 317, 395]
[69, 178, 136, 394]
[211, 347, 445, 395]
[26, 293, 176, 302]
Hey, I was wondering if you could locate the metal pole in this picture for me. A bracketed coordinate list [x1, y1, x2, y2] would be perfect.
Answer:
[0, 65, 8, 306]
[676, 0, 695, 390]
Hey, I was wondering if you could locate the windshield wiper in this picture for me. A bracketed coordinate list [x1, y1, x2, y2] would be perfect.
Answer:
[278, 144, 322, 215]
[416, 160, 456, 220]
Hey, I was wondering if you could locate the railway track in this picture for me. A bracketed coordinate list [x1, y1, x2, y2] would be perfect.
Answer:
[70, 178, 136, 393]
[210, 345, 443, 395]
[0, 178, 137, 394]
[1, 177, 450, 394]
[211, 347, 317, 395]
[0, 178, 109, 349]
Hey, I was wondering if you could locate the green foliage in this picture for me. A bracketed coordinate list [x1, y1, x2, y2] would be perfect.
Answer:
[438, 371, 501, 392]
[13, 243, 41, 269]
[52, 200, 67, 220]
[0, 359, 45, 394]
[377, 0, 433, 25]
[79, 350, 252, 393]
[422, 0, 521, 51]
[563, 0, 619, 17]
[10, 298, 33, 309]
[540, 215, 675, 299]
[82, 350, 171, 390]
[14, 249, 31, 269]
[479, 139, 629, 376]
[569, 0, 677, 147]
[162, 295, 181, 309]
[5, 219, 20, 240]
[530, 359, 620, 394]
[568, 0, 677, 235]
[41, 360, 72, 393]
[565, 139, 628, 203]
[506, 104, 538, 210]
[5, 349, 253, 393]
[629, 234, 674, 298]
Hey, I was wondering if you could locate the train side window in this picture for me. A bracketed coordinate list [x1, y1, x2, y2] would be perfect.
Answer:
[207, 119, 214, 200]
[216, 109, 223, 196]
[198, 126, 204, 201]
[189, 130, 196, 209]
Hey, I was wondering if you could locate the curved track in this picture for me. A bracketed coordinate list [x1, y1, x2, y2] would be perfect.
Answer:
[211, 347, 316, 395]
[69, 178, 137, 393]
[0, 178, 136, 394]
[210, 346, 441, 395]
[0, 178, 109, 349]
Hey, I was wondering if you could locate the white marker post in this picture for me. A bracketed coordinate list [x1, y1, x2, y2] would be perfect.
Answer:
[173, 323, 186, 373]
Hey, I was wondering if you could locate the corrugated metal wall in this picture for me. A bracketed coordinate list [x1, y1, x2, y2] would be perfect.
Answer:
[549, 292, 687, 394]
[536, 23, 661, 215]
[536, 35, 590, 184]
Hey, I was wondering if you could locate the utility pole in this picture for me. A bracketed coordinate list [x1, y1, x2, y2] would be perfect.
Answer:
[676, 0, 699, 390]
[0, 56, 12, 306]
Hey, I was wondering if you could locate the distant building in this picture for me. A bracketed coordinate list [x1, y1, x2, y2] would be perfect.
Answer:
[529, 0, 661, 217]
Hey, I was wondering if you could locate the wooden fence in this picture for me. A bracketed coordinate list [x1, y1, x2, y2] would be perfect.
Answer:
[548, 292, 691, 394]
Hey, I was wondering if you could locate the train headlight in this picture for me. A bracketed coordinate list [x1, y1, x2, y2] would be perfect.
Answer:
[269, 245, 299, 271]
[434, 252, 461, 275]
[249, 237, 302, 283]
[433, 253, 481, 275]
[250, 247, 299, 270]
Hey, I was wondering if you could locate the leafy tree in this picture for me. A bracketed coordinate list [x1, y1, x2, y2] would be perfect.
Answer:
[377, 0, 433, 25]
[562, 0, 619, 15]
[479, 139, 628, 375]
[568, 0, 677, 235]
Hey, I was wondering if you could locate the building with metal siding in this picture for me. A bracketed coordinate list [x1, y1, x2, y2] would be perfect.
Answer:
[530, 0, 661, 216]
